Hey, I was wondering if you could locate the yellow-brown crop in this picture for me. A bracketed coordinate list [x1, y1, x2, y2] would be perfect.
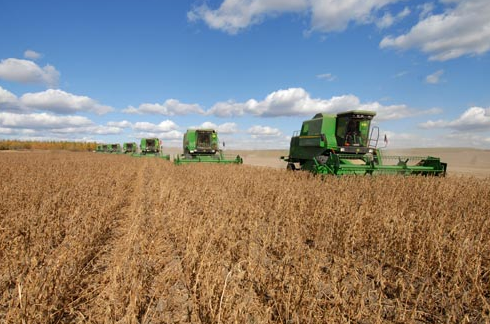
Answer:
[0, 152, 488, 323]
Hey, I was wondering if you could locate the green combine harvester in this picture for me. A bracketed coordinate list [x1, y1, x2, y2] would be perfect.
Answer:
[132, 138, 170, 159]
[95, 144, 104, 152]
[123, 142, 137, 154]
[108, 143, 121, 153]
[281, 110, 447, 176]
[174, 129, 243, 165]
[101, 144, 109, 153]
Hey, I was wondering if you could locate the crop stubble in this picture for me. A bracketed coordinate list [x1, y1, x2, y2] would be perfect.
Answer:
[0, 151, 489, 323]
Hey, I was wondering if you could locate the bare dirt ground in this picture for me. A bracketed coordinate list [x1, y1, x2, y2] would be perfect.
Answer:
[227, 149, 289, 169]
[223, 148, 490, 178]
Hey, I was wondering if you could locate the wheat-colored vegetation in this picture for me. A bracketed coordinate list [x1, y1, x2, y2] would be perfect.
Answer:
[0, 140, 96, 151]
[0, 151, 489, 323]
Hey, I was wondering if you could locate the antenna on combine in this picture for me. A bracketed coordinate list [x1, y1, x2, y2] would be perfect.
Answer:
[382, 134, 388, 148]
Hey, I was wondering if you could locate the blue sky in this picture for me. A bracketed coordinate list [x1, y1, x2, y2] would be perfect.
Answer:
[1, 0, 489, 149]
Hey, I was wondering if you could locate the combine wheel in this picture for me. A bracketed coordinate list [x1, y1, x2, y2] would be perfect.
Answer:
[287, 163, 296, 171]
[315, 155, 329, 165]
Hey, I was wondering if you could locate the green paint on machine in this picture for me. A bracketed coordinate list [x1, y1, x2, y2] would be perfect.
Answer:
[282, 111, 447, 176]
[123, 142, 137, 154]
[132, 138, 170, 160]
[174, 129, 243, 165]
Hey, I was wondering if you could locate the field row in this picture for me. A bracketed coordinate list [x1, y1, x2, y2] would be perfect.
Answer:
[0, 152, 489, 323]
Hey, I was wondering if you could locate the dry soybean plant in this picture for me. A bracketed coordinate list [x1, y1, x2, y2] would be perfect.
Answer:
[0, 151, 488, 323]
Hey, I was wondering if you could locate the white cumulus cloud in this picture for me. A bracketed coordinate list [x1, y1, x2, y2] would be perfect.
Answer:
[196, 121, 219, 130]
[247, 125, 282, 137]
[0, 127, 14, 134]
[207, 87, 439, 120]
[50, 125, 123, 135]
[316, 73, 337, 81]
[133, 130, 183, 140]
[309, 0, 399, 33]
[0, 112, 129, 140]
[425, 69, 444, 84]
[188, 0, 400, 34]
[216, 122, 240, 134]
[380, 0, 490, 61]
[20, 89, 114, 115]
[0, 58, 60, 87]
[419, 107, 490, 131]
[208, 88, 360, 117]
[132, 120, 179, 133]
[191, 121, 239, 134]
[0, 86, 20, 111]
[24, 50, 42, 60]
[418, 2, 435, 19]
[123, 99, 204, 115]
[376, 6, 410, 29]
[0, 112, 93, 129]
[357, 101, 439, 121]
[107, 120, 132, 128]
[188, 0, 308, 34]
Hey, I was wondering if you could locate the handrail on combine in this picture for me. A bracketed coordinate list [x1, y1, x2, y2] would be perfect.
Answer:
[368, 126, 379, 149]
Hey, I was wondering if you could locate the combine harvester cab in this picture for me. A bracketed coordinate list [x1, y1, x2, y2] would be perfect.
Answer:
[282, 110, 447, 176]
[95, 144, 104, 152]
[123, 142, 137, 154]
[101, 144, 109, 153]
[132, 138, 170, 160]
[174, 129, 243, 165]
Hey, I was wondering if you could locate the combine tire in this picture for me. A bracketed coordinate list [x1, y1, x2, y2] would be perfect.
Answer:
[287, 163, 296, 171]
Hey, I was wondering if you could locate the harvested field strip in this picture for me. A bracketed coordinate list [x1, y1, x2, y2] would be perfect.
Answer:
[0, 152, 489, 323]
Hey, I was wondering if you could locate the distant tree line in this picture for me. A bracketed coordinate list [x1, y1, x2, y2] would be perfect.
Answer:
[0, 140, 97, 151]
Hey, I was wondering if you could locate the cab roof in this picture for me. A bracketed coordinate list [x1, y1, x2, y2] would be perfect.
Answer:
[312, 110, 376, 119]
[336, 110, 376, 117]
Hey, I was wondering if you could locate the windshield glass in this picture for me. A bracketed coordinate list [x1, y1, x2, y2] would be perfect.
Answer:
[336, 117, 370, 147]
[197, 131, 212, 149]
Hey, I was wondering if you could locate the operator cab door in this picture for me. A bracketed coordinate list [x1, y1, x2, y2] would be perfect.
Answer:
[336, 113, 373, 148]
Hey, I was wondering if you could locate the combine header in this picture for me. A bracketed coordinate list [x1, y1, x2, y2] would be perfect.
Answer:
[132, 138, 170, 160]
[282, 111, 447, 176]
[123, 142, 137, 154]
[174, 129, 243, 165]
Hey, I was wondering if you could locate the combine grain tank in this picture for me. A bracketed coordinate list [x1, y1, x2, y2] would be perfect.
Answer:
[174, 129, 243, 164]
[132, 138, 170, 159]
[281, 110, 447, 176]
